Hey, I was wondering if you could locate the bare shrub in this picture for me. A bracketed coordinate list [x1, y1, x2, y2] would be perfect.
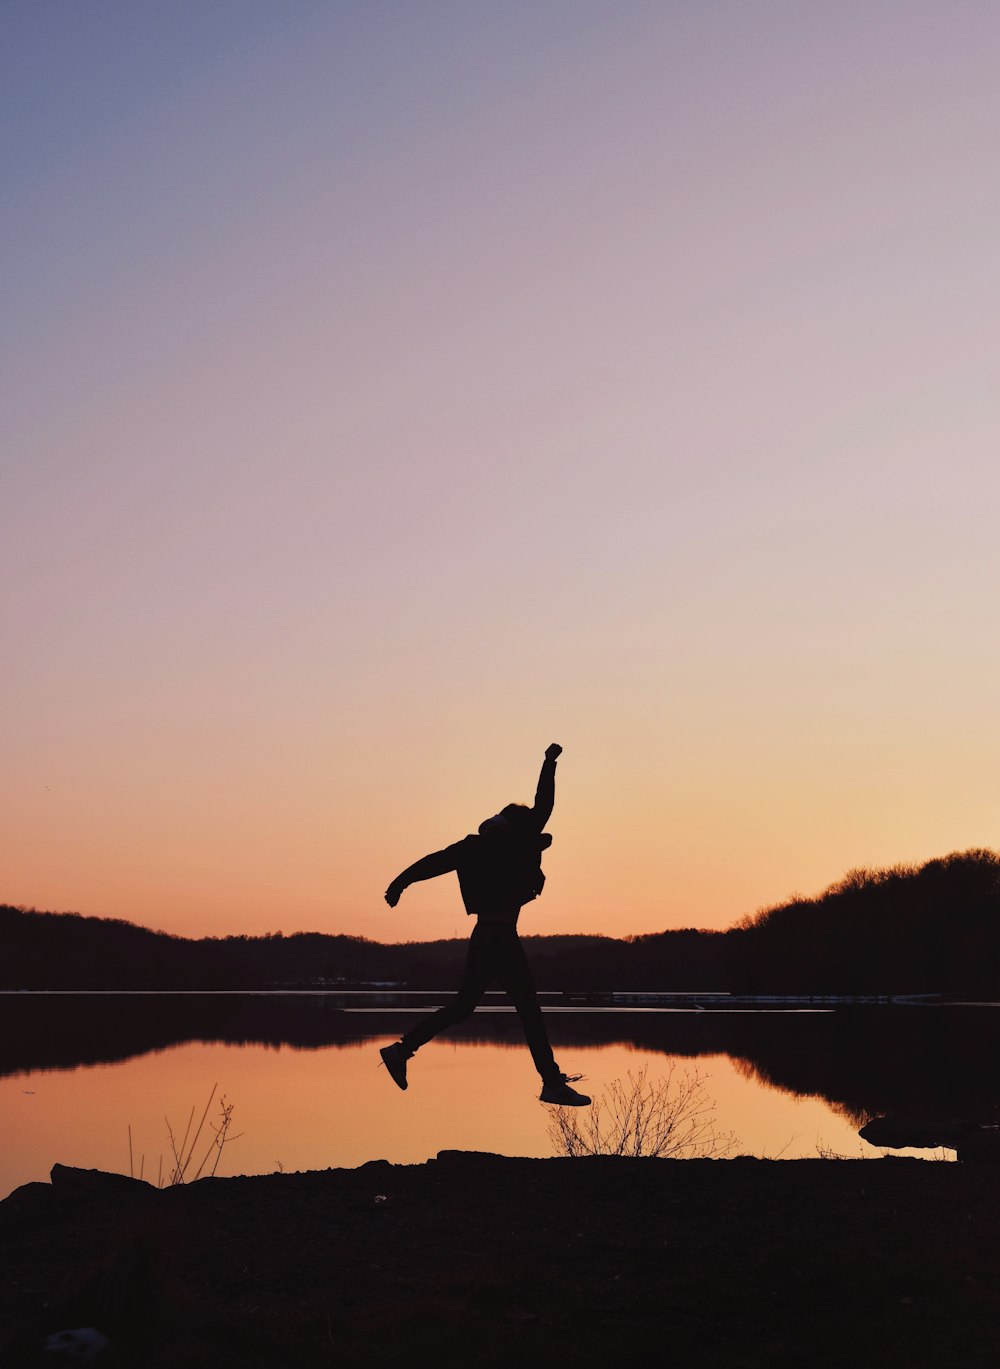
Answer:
[128, 1084, 241, 1187]
[547, 1063, 737, 1159]
[165, 1084, 241, 1184]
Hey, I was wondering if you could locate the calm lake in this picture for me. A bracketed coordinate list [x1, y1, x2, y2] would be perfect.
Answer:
[4, 993, 998, 1198]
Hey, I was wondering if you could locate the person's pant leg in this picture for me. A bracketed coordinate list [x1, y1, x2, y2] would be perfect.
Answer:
[495, 929, 559, 1084]
[400, 922, 495, 1053]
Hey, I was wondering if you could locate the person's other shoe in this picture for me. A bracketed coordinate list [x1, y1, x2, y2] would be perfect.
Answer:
[379, 1041, 410, 1090]
[540, 1078, 591, 1106]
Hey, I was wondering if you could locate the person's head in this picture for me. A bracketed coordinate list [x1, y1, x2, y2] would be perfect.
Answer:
[477, 802, 532, 837]
[500, 803, 533, 829]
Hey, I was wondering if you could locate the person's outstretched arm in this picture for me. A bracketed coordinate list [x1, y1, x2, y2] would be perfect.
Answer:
[530, 743, 562, 831]
[384, 847, 458, 907]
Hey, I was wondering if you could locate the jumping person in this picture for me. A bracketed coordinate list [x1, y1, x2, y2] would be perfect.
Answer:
[380, 744, 591, 1106]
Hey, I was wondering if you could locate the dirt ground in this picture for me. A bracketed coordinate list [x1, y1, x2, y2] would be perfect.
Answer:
[2, 1153, 999, 1368]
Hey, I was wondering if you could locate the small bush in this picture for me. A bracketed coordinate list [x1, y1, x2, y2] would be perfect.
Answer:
[548, 1063, 737, 1159]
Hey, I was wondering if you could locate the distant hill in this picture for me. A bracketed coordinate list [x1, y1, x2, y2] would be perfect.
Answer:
[0, 903, 617, 991]
[3, 848, 999, 993]
[728, 847, 1000, 996]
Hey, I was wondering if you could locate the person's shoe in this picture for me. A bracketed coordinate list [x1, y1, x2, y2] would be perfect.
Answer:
[540, 1077, 591, 1106]
[379, 1041, 410, 1090]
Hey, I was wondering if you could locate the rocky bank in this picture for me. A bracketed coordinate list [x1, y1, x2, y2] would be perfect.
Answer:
[2, 1154, 999, 1367]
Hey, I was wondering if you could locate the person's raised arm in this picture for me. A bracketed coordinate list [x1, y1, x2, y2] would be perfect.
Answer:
[530, 743, 562, 831]
[384, 847, 458, 907]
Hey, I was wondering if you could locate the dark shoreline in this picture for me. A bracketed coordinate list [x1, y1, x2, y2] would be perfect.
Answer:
[3, 1154, 999, 1367]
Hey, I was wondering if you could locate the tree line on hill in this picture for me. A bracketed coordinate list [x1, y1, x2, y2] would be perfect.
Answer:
[2, 848, 998, 995]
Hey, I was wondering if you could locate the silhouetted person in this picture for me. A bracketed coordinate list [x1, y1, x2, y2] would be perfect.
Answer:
[381, 744, 590, 1105]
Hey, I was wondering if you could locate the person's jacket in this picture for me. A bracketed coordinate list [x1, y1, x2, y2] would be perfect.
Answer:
[441, 827, 553, 918]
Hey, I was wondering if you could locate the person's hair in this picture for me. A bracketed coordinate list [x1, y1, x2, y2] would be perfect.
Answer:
[500, 803, 533, 827]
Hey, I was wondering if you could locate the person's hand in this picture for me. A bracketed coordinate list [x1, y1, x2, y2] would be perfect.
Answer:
[384, 881, 403, 907]
[545, 743, 562, 760]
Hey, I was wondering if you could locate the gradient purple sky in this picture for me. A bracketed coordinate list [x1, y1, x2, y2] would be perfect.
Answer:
[3, 2, 999, 941]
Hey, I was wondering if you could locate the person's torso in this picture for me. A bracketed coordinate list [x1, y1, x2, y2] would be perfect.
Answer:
[452, 831, 551, 917]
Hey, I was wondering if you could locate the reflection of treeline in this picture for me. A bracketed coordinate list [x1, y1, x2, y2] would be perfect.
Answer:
[725, 1006, 1000, 1127]
[3, 848, 999, 993]
[4, 994, 1000, 1129]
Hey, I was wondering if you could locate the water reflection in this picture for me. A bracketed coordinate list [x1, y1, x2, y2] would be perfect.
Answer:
[3, 993, 999, 1131]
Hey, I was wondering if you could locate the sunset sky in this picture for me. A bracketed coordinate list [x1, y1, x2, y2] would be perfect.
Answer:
[3, 2, 999, 944]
